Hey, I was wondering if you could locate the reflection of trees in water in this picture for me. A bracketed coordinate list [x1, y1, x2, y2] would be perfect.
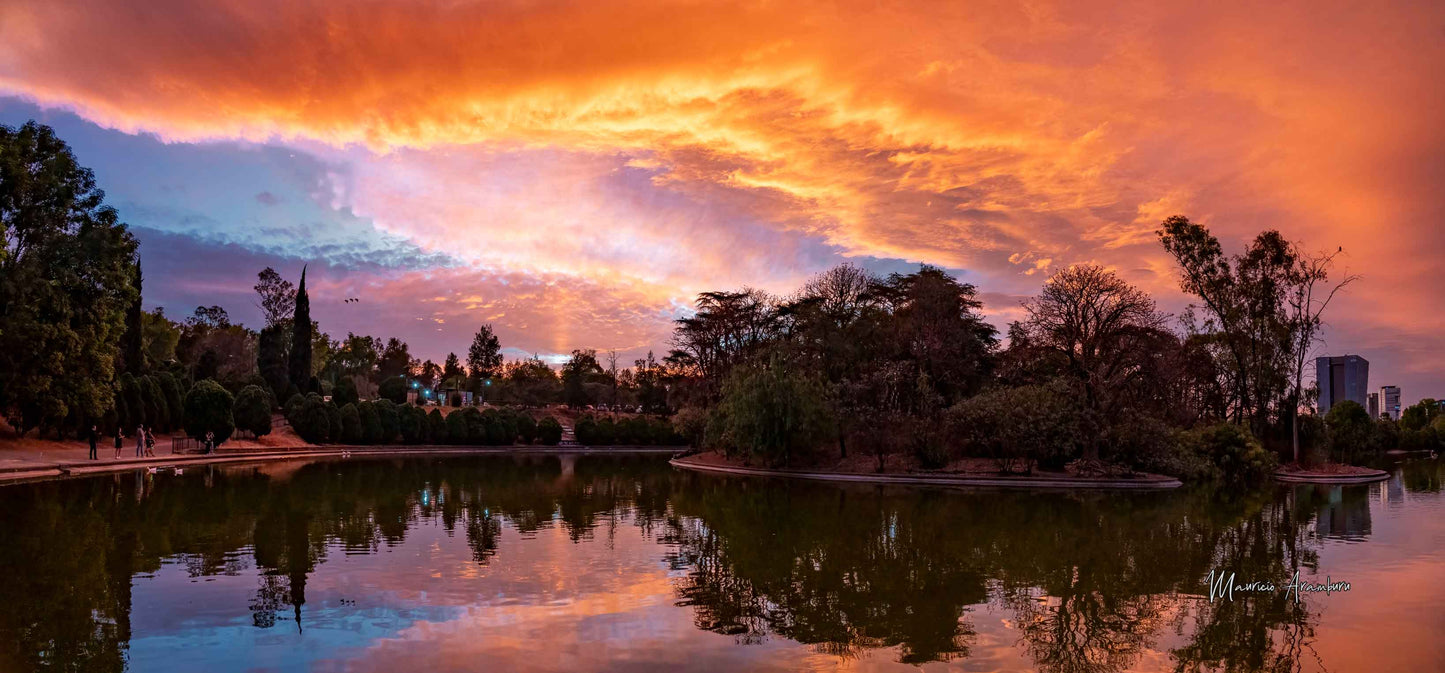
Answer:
[0, 455, 677, 672]
[1, 457, 1432, 672]
[662, 478, 1327, 671]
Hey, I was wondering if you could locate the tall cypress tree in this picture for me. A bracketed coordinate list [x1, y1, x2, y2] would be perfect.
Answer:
[120, 261, 144, 373]
[287, 266, 312, 391]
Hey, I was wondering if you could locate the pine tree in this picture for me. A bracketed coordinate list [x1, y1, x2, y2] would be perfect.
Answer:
[287, 265, 312, 390]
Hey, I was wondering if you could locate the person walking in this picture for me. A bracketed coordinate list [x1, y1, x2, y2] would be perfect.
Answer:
[144, 428, 156, 457]
[88, 425, 98, 460]
[114, 425, 124, 459]
[135, 424, 146, 458]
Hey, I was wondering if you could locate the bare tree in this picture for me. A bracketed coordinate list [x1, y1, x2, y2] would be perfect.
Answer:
[1286, 247, 1358, 463]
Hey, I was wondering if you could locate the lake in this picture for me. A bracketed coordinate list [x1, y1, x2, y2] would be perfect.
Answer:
[1, 454, 1442, 672]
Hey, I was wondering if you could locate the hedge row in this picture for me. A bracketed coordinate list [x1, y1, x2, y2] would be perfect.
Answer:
[285, 397, 562, 446]
[573, 414, 683, 446]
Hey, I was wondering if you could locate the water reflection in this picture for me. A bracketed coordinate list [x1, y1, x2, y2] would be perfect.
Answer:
[0, 455, 1440, 672]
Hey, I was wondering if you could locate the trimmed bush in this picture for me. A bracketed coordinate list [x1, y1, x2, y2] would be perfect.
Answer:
[184, 379, 235, 445]
[462, 407, 486, 443]
[427, 409, 447, 443]
[375, 399, 400, 443]
[445, 409, 468, 444]
[333, 377, 359, 408]
[516, 413, 537, 445]
[575, 415, 599, 445]
[947, 383, 1084, 474]
[325, 401, 342, 442]
[537, 416, 563, 445]
[233, 385, 273, 437]
[284, 393, 306, 422]
[378, 376, 408, 405]
[357, 401, 381, 444]
[339, 403, 362, 443]
[289, 393, 331, 443]
[399, 404, 422, 443]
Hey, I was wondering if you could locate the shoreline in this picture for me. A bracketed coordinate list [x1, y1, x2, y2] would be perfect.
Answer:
[669, 454, 1183, 490]
[1272, 467, 1390, 484]
[0, 445, 683, 486]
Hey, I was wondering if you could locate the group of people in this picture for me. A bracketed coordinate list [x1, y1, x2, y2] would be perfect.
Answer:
[86, 424, 158, 460]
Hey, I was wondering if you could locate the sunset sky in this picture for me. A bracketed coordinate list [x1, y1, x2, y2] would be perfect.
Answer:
[2, 0, 1441, 403]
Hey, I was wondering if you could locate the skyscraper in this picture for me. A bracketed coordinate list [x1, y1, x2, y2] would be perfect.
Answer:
[1316, 355, 1369, 412]
[1380, 385, 1402, 420]
[1368, 392, 1380, 419]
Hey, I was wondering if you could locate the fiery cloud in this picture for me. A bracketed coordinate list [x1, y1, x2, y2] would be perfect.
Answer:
[2, 0, 1442, 395]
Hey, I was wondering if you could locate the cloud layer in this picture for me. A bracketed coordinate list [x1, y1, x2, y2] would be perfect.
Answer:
[2, 0, 1441, 399]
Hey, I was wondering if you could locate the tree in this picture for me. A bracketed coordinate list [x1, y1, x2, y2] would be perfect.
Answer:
[714, 357, 835, 467]
[374, 400, 400, 443]
[142, 308, 181, 367]
[184, 379, 235, 444]
[378, 376, 408, 405]
[0, 121, 139, 437]
[287, 266, 312, 391]
[467, 324, 503, 391]
[418, 359, 441, 388]
[119, 262, 144, 374]
[254, 267, 296, 328]
[257, 325, 289, 404]
[139, 375, 169, 431]
[445, 408, 469, 444]
[333, 376, 360, 407]
[357, 401, 381, 444]
[872, 265, 997, 404]
[1022, 264, 1166, 463]
[561, 349, 604, 408]
[234, 385, 273, 437]
[426, 408, 446, 443]
[442, 353, 465, 388]
[288, 393, 331, 444]
[377, 337, 414, 380]
[1325, 400, 1374, 465]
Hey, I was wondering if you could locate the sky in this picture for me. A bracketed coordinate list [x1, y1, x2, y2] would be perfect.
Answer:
[1, 0, 1442, 403]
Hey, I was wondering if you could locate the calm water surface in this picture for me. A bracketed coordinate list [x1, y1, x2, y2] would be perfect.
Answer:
[1, 454, 1442, 673]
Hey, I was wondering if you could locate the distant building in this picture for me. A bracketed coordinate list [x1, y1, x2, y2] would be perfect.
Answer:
[1380, 385, 1402, 420]
[1368, 392, 1380, 419]
[1316, 355, 1369, 412]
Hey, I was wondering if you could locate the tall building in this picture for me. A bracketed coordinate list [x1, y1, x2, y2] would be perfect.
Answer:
[1316, 355, 1369, 412]
[1380, 385, 1402, 420]
[1368, 392, 1380, 419]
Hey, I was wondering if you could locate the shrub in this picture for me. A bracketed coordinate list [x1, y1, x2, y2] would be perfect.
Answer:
[482, 408, 516, 445]
[357, 401, 382, 444]
[445, 409, 468, 444]
[671, 407, 707, 447]
[1103, 414, 1208, 479]
[284, 393, 306, 422]
[333, 377, 360, 408]
[325, 401, 342, 442]
[378, 377, 409, 405]
[289, 393, 332, 443]
[516, 413, 537, 444]
[463, 407, 487, 443]
[947, 383, 1084, 474]
[537, 416, 563, 445]
[399, 404, 422, 443]
[375, 399, 400, 443]
[575, 415, 599, 445]
[1183, 422, 1276, 484]
[184, 379, 235, 444]
[714, 360, 835, 466]
[233, 385, 273, 437]
[427, 408, 446, 444]
[339, 403, 362, 443]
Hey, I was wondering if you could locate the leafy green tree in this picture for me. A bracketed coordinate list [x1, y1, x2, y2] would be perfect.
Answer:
[140, 375, 170, 431]
[714, 358, 835, 467]
[0, 121, 139, 437]
[118, 262, 144, 374]
[442, 352, 465, 387]
[287, 266, 312, 391]
[119, 373, 146, 429]
[254, 267, 296, 328]
[142, 308, 181, 369]
[1325, 400, 1375, 465]
[184, 379, 235, 444]
[1183, 422, 1276, 484]
[562, 349, 604, 408]
[333, 376, 360, 407]
[257, 324, 290, 404]
[467, 324, 503, 392]
[338, 403, 362, 444]
[948, 382, 1085, 474]
[233, 385, 273, 437]
[377, 337, 414, 380]
[156, 372, 185, 422]
[537, 416, 563, 445]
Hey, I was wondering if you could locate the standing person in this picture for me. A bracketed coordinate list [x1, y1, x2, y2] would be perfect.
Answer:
[144, 428, 156, 457]
[135, 424, 145, 458]
[114, 425, 124, 459]
[88, 425, 98, 460]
